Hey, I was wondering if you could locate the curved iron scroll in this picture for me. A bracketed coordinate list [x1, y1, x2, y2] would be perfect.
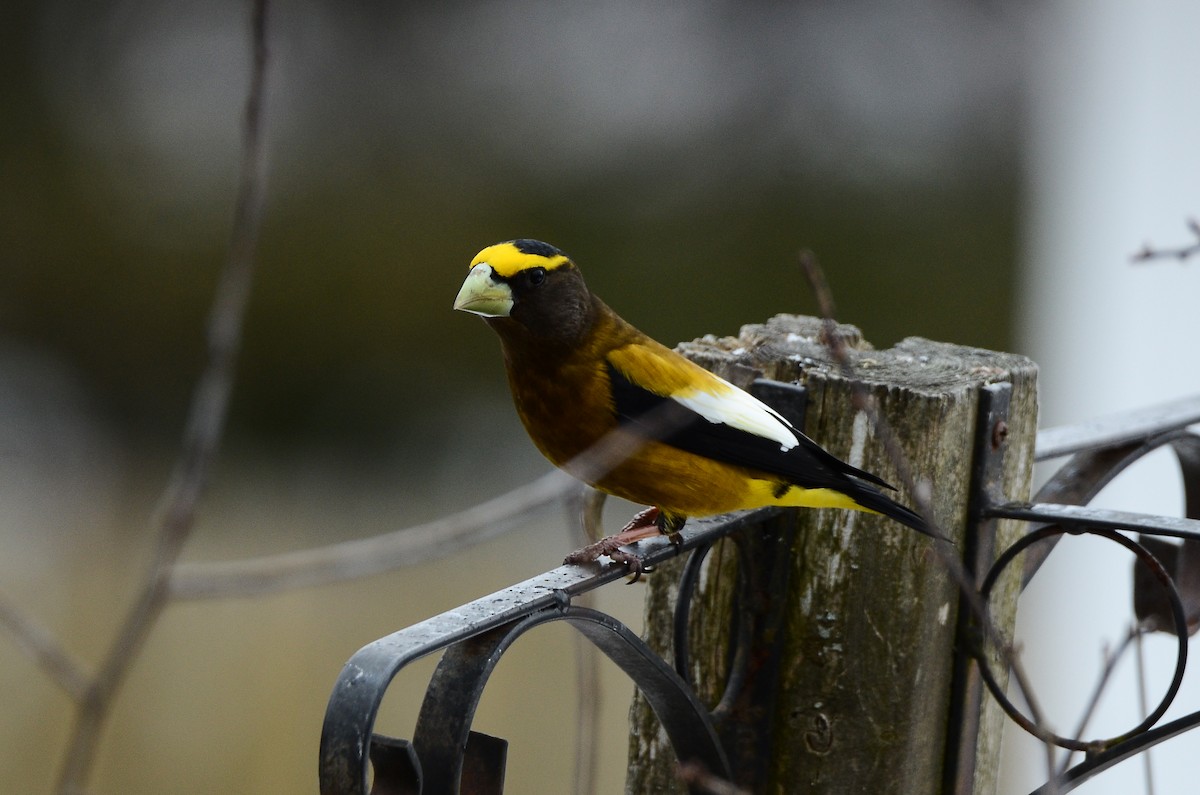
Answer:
[318, 509, 776, 795]
[975, 396, 1200, 794]
[320, 387, 1200, 795]
[413, 607, 730, 793]
[977, 524, 1189, 752]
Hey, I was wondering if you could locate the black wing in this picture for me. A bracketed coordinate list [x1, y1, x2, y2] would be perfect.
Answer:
[607, 363, 936, 538]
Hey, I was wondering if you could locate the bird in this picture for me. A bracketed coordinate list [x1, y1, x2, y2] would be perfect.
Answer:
[453, 238, 935, 572]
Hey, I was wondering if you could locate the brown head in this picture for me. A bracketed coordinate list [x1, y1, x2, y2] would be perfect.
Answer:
[453, 239, 598, 350]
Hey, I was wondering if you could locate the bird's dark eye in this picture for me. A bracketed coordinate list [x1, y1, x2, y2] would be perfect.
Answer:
[526, 267, 547, 287]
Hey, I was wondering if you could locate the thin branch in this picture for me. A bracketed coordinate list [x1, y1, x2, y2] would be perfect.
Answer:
[1132, 218, 1200, 263]
[1134, 627, 1157, 795]
[567, 488, 604, 795]
[1056, 625, 1139, 776]
[676, 761, 749, 795]
[571, 623, 601, 795]
[169, 470, 575, 599]
[578, 486, 607, 545]
[55, 2, 271, 792]
[0, 590, 90, 702]
[171, 395, 691, 599]
[798, 250, 1060, 790]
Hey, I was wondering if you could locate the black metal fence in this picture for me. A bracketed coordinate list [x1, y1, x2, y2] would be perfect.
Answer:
[318, 390, 1200, 795]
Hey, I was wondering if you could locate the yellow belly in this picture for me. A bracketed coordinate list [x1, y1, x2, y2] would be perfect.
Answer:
[574, 437, 868, 518]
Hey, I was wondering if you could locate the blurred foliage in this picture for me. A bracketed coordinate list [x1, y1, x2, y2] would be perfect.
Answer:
[1, 0, 1019, 450]
[0, 3, 1026, 793]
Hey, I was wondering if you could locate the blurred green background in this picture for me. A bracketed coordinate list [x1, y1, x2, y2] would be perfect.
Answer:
[1, 1, 1025, 792]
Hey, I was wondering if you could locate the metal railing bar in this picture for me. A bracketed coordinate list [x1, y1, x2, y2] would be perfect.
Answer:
[986, 503, 1200, 542]
[1035, 395, 1200, 461]
[1019, 429, 1199, 585]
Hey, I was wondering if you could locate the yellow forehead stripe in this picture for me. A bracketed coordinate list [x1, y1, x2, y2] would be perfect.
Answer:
[470, 242, 571, 279]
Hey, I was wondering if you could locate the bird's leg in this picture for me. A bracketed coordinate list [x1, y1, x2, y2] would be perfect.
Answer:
[659, 511, 686, 547]
[563, 506, 664, 574]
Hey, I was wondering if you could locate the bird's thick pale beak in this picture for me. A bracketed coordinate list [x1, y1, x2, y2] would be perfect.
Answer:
[454, 263, 513, 317]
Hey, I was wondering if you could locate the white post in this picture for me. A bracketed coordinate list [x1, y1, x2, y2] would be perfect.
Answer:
[1006, 2, 1200, 793]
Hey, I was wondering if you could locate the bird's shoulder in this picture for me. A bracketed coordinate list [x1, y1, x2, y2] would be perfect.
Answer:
[601, 325, 803, 453]
[597, 309, 720, 401]
[601, 327, 722, 401]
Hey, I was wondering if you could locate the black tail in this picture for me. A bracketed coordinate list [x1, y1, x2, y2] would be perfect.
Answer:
[846, 479, 950, 543]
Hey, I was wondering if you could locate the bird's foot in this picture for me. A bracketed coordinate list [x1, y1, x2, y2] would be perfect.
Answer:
[563, 532, 656, 574]
[604, 547, 653, 582]
[564, 506, 665, 581]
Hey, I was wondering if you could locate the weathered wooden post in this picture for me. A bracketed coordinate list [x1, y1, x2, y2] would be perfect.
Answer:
[626, 314, 1037, 794]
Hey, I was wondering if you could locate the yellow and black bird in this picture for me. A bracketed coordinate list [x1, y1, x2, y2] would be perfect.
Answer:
[454, 239, 932, 570]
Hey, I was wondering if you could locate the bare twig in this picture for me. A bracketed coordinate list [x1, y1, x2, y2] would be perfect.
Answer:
[578, 486, 608, 545]
[567, 487, 604, 795]
[55, 2, 271, 792]
[571, 623, 601, 795]
[170, 470, 575, 599]
[171, 398, 693, 599]
[676, 761, 749, 795]
[0, 591, 90, 702]
[1132, 218, 1200, 263]
[1134, 627, 1157, 795]
[797, 249, 1060, 790]
[1056, 625, 1139, 775]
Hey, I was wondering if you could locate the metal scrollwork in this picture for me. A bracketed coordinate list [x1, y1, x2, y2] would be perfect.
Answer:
[319, 389, 1200, 794]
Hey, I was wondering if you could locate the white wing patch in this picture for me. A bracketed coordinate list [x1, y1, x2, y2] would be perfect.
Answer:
[674, 378, 799, 452]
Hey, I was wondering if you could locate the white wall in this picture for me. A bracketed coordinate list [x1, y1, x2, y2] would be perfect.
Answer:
[1003, 2, 1200, 793]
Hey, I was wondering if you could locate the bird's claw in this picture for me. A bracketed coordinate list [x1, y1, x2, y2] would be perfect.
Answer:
[565, 505, 667, 578]
[564, 536, 653, 581]
[608, 548, 654, 582]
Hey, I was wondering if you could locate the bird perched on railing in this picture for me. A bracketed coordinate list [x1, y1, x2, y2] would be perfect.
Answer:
[454, 239, 935, 572]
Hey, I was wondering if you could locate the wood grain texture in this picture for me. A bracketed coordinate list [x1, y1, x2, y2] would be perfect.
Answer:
[625, 314, 1037, 794]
